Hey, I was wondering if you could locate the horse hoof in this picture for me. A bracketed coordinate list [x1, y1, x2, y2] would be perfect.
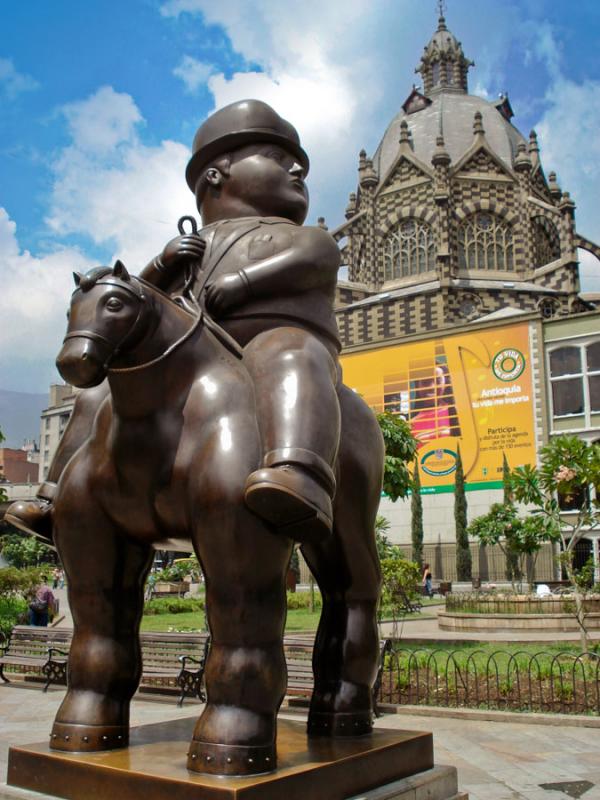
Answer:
[187, 739, 276, 776]
[307, 710, 373, 738]
[49, 722, 129, 752]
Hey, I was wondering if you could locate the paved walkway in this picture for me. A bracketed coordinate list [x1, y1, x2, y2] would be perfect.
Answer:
[1, 683, 599, 799]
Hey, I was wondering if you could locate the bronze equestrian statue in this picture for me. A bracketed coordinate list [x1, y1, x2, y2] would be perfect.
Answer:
[7, 100, 384, 777]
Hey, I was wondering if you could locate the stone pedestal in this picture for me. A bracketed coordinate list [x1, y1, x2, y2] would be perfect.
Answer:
[6, 717, 465, 800]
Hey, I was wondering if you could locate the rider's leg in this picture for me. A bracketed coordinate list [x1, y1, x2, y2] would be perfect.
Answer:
[189, 505, 291, 776]
[243, 327, 340, 543]
[5, 382, 109, 541]
[50, 474, 153, 752]
[303, 385, 384, 737]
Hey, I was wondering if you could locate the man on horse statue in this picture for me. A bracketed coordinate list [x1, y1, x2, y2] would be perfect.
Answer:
[7, 100, 341, 545]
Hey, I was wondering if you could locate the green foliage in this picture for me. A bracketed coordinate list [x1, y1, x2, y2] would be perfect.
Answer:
[375, 515, 401, 560]
[454, 445, 471, 581]
[0, 533, 54, 568]
[0, 596, 28, 639]
[0, 565, 46, 596]
[0, 427, 5, 505]
[503, 452, 520, 581]
[380, 555, 421, 615]
[286, 590, 322, 609]
[288, 547, 301, 580]
[150, 557, 201, 584]
[376, 412, 418, 501]
[410, 461, 423, 568]
[143, 597, 204, 615]
[468, 502, 558, 589]
[0, 566, 46, 638]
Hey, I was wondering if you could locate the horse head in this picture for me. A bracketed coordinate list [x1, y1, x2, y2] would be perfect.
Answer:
[56, 260, 155, 388]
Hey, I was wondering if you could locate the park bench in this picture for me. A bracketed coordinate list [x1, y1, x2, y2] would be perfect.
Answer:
[0, 626, 210, 705]
[283, 635, 393, 717]
[0, 625, 71, 691]
[139, 631, 210, 706]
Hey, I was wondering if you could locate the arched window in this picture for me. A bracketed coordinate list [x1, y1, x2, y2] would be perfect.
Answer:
[383, 219, 437, 281]
[457, 212, 514, 271]
[533, 216, 561, 267]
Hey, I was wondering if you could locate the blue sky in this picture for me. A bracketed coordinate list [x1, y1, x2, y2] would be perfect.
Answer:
[1, 0, 599, 393]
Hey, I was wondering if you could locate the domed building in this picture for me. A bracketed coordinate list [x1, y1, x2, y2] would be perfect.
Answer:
[330, 12, 600, 584]
[333, 11, 599, 347]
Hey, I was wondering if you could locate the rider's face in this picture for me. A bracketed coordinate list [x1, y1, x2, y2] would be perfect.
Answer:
[219, 143, 309, 224]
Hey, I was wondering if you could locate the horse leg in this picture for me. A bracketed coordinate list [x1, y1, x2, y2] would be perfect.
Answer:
[50, 492, 153, 752]
[303, 386, 384, 737]
[188, 508, 291, 776]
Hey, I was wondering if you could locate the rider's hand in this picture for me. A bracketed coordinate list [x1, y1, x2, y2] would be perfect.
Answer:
[160, 234, 206, 270]
[205, 273, 249, 316]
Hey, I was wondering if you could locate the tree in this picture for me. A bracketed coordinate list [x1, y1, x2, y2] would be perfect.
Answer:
[411, 461, 423, 568]
[503, 452, 521, 584]
[454, 444, 471, 581]
[468, 503, 558, 591]
[376, 412, 418, 501]
[375, 515, 399, 560]
[379, 555, 421, 638]
[0, 532, 54, 568]
[510, 435, 600, 651]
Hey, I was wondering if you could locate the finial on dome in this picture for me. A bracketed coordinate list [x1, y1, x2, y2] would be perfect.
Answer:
[514, 142, 531, 172]
[317, 216, 328, 230]
[548, 171, 562, 200]
[399, 119, 410, 146]
[432, 134, 451, 167]
[528, 129, 540, 164]
[359, 149, 367, 167]
[437, 0, 447, 28]
[345, 192, 357, 219]
[473, 111, 485, 136]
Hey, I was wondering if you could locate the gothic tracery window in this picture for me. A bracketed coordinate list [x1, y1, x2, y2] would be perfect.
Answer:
[533, 216, 561, 267]
[383, 219, 437, 281]
[457, 212, 514, 271]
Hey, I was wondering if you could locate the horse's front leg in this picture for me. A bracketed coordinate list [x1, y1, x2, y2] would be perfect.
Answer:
[190, 505, 291, 776]
[50, 483, 153, 752]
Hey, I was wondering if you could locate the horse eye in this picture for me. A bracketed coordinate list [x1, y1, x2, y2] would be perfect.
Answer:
[106, 297, 124, 312]
[66, 310, 70, 320]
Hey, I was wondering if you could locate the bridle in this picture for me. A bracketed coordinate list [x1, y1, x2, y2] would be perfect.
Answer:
[63, 275, 201, 373]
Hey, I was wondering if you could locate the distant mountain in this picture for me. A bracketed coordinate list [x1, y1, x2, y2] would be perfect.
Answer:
[0, 389, 48, 448]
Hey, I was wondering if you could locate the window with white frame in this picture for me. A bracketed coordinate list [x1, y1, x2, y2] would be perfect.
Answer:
[548, 340, 600, 421]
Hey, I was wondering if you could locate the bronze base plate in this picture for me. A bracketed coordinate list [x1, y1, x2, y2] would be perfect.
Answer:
[7, 717, 434, 800]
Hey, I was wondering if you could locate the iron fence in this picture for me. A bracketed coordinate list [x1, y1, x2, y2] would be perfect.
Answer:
[378, 647, 600, 714]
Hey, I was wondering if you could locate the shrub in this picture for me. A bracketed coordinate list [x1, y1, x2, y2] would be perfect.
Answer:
[286, 590, 322, 609]
[143, 597, 205, 616]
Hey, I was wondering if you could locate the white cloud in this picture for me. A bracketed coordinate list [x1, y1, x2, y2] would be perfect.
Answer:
[0, 57, 39, 99]
[0, 208, 94, 391]
[173, 56, 215, 93]
[61, 86, 142, 155]
[46, 86, 197, 269]
[535, 77, 600, 249]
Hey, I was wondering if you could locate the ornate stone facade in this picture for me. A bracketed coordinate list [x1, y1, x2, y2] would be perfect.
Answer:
[333, 13, 598, 349]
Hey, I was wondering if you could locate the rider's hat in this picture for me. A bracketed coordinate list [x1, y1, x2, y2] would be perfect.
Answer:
[185, 99, 309, 192]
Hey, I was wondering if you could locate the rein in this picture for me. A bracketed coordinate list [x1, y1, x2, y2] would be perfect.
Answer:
[64, 275, 203, 374]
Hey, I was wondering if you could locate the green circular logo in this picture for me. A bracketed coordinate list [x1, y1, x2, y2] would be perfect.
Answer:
[492, 348, 525, 381]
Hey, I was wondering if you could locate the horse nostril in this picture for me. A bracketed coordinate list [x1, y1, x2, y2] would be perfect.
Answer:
[82, 353, 88, 361]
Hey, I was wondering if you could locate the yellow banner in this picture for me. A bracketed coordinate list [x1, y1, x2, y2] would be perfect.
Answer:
[340, 322, 536, 492]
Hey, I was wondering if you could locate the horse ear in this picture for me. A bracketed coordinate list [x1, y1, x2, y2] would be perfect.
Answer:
[113, 260, 130, 281]
[73, 272, 83, 287]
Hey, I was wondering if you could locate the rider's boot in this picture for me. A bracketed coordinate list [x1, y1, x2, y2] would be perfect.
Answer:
[245, 453, 335, 544]
[4, 481, 56, 544]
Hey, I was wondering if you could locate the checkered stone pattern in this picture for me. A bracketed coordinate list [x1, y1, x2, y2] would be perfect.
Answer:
[379, 156, 432, 190]
[334, 285, 371, 308]
[534, 263, 578, 294]
[530, 166, 554, 205]
[458, 150, 507, 175]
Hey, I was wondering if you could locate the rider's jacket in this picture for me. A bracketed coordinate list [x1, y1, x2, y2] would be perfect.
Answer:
[167, 216, 341, 354]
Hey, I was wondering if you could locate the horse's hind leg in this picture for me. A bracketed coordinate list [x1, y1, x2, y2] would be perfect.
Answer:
[303, 386, 384, 737]
[189, 508, 291, 776]
[50, 495, 153, 752]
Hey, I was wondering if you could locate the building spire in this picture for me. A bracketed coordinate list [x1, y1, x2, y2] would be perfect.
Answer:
[416, 4, 473, 96]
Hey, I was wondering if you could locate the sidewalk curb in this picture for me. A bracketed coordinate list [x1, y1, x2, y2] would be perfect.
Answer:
[384, 703, 600, 727]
